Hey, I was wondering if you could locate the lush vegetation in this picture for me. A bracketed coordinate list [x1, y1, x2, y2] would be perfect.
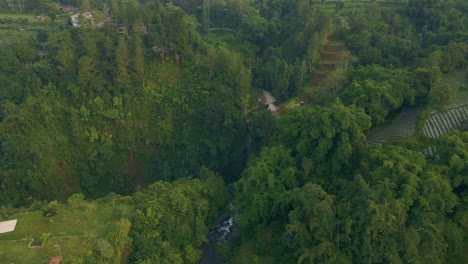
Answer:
[0, 170, 227, 263]
[0, 0, 466, 263]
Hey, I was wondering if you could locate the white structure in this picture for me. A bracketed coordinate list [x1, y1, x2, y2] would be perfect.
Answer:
[82, 12, 93, 20]
[0, 220, 17, 234]
[71, 14, 80, 27]
[71, 12, 95, 28]
[262, 90, 278, 112]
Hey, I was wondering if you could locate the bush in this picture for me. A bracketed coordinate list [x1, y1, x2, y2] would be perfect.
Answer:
[96, 238, 115, 259]
[215, 240, 232, 263]
[43, 201, 59, 217]
[67, 193, 85, 209]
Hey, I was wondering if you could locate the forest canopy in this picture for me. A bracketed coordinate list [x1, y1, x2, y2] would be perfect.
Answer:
[0, 0, 466, 263]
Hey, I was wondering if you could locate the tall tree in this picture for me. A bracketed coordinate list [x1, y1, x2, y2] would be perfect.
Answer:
[131, 35, 145, 84]
[275, 100, 371, 183]
[234, 146, 299, 225]
[115, 36, 130, 88]
[47, 31, 77, 78]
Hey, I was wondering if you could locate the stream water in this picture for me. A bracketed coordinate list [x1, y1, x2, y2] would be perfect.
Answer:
[199, 117, 249, 263]
[199, 217, 234, 264]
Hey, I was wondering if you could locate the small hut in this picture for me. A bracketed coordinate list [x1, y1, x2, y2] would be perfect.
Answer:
[36, 14, 49, 20]
[59, 5, 75, 12]
[0, 219, 17, 234]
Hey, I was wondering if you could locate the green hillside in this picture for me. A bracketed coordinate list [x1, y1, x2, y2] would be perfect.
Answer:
[0, 0, 466, 263]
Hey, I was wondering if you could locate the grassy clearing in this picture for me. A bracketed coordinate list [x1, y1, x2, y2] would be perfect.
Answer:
[0, 199, 133, 263]
[0, 236, 99, 263]
[0, 13, 37, 20]
[0, 11, 69, 33]
[428, 70, 468, 112]
[317, 1, 406, 15]
[282, 97, 304, 111]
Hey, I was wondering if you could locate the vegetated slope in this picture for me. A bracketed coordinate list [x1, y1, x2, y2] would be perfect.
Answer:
[0, 172, 227, 263]
[228, 1, 467, 262]
[318, 0, 406, 15]
[423, 71, 468, 138]
[367, 82, 468, 146]
[0, 195, 133, 263]
[0, 1, 251, 204]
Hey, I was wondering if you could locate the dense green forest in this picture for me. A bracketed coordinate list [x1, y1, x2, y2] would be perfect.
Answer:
[0, 0, 466, 263]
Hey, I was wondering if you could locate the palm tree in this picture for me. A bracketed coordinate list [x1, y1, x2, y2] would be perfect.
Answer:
[40, 232, 51, 246]
[54, 244, 62, 256]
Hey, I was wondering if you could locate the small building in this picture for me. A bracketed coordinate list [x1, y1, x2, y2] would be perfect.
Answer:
[133, 24, 147, 35]
[117, 25, 127, 34]
[82, 12, 93, 20]
[71, 14, 80, 27]
[37, 51, 49, 58]
[0, 219, 17, 234]
[70, 12, 99, 28]
[59, 5, 78, 13]
[36, 14, 49, 20]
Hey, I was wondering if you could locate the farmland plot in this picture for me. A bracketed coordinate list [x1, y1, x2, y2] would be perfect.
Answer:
[423, 74, 468, 138]
[423, 106, 468, 138]
[367, 106, 424, 146]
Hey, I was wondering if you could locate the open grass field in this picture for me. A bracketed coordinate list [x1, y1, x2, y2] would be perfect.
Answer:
[0, 13, 37, 20]
[0, 199, 133, 263]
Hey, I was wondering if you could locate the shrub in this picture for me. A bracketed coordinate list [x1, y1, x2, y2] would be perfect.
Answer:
[67, 193, 85, 209]
[96, 238, 115, 259]
[43, 201, 59, 217]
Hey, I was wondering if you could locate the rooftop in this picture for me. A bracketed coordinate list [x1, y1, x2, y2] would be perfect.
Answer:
[0, 220, 17, 234]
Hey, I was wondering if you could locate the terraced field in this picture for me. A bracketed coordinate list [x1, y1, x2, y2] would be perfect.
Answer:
[308, 39, 344, 89]
[281, 35, 347, 112]
[0, 12, 70, 33]
[368, 71, 467, 146]
[317, 0, 406, 15]
[423, 71, 468, 138]
[423, 98, 468, 138]
[422, 90, 468, 157]
[367, 106, 424, 146]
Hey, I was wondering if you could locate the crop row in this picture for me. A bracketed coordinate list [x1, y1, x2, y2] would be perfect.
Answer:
[423, 106, 468, 138]
[367, 107, 423, 146]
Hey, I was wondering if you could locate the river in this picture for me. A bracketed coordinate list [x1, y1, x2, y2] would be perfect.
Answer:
[199, 217, 234, 264]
